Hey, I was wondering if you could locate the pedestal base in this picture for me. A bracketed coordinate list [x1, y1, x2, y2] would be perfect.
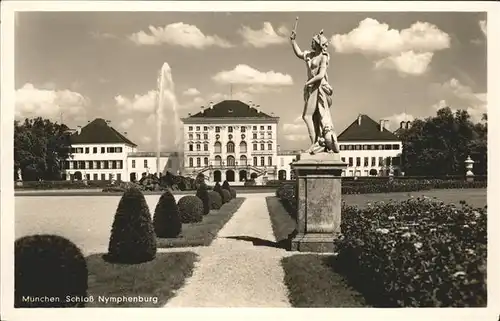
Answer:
[291, 233, 339, 253]
[290, 152, 347, 253]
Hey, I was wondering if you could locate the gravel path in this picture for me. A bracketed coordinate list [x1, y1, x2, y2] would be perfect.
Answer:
[164, 193, 292, 307]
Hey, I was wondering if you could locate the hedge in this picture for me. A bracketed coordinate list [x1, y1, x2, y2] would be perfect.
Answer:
[335, 198, 487, 307]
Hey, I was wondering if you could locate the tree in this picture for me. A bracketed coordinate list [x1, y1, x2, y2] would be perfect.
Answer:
[398, 107, 487, 176]
[14, 117, 72, 181]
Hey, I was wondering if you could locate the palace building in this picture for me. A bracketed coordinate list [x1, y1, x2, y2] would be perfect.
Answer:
[61, 118, 179, 182]
[337, 114, 402, 177]
[60, 102, 403, 183]
[180, 100, 280, 185]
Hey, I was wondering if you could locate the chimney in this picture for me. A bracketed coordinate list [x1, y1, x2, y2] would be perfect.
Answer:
[209, 101, 214, 109]
[76, 125, 82, 135]
[400, 121, 404, 129]
[188, 112, 192, 116]
[201, 105, 205, 114]
[406, 121, 411, 129]
[124, 131, 128, 136]
[249, 100, 253, 107]
[379, 119, 385, 132]
[357, 114, 362, 125]
[256, 104, 261, 113]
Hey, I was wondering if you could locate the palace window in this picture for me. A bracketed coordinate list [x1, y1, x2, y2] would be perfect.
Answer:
[227, 142, 235, 153]
[215, 126, 221, 133]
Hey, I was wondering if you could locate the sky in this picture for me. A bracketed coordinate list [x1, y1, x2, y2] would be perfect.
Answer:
[14, 11, 487, 152]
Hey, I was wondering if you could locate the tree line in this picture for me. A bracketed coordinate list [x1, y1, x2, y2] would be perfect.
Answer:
[14, 108, 487, 181]
[398, 107, 487, 176]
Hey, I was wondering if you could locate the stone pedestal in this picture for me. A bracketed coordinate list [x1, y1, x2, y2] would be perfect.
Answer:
[290, 152, 347, 253]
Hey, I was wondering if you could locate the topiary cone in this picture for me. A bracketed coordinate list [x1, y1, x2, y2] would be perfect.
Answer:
[196, 182, 211, 215]
[153, 189, 182, 238]
[106, 187, 157, 264]
[15, 234, 88, 308]
[214, 182, 225, 203]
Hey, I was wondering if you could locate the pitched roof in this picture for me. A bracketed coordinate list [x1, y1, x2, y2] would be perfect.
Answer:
[69, 118, 137, 146]
[337, 114, 400, 142]
[187, 100, 275, 119]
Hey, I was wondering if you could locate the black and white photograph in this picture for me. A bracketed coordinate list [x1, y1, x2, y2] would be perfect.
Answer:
[1, 1, 498, 320]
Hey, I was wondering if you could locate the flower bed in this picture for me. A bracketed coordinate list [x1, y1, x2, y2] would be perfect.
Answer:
[334, 197, 486, 307]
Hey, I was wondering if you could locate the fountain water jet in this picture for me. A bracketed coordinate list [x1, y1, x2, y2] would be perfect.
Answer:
[156, 63, 184, 177]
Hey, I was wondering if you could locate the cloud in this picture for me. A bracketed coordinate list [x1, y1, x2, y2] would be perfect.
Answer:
[332, 18, 450, 75]
[183, 88, 200, 96]
[383, 112, 415, 131]
[479, 20, 487, 37]
[120, 118, 134, 129]
[431, 78, 487, 123]
[129, 22, 233, 48]
[374, 51, 434, 76]
[239, 22, 289, 48]
[115, 90, 157, 113]
[212, 64, 293, 86]
[281, 116, 308, 141]
[141, 136, 152, 144]
[15, 83, 88, 120]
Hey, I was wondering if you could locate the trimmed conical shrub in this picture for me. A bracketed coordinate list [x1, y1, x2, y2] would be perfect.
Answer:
[221, 189, 231, 203]
[15, 234, 88, 308]
[153, 189, 182, 238]
[230, 188, 237, 199]
[106, 187, 157, 264]
[178, 195, 204, 223]
[214, 182, 225, 203]
[208, 191, 223, 210]
[222, 180, 231, 191]
[196, 182, 211, 215]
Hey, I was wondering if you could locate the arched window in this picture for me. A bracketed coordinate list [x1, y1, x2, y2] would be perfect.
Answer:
[268, 156, 272, 166]
[189, 158, 193, 167]
[214, 142, 221, 153]
[227, 155, 235, 166]
[189, 144, 193, 151]
[196, 157, 201, 167]
[239, 141, 247, 153]
[253, 157, 258, 166]
[196, 144, 201, 151]
[227, 142, 235, 153]
[240, 155, 247, 166]
[260, 157, 265, 166]
[204, 157, 209, 166]
[204, 143, 208, 151]
[214, 155, 222, 166]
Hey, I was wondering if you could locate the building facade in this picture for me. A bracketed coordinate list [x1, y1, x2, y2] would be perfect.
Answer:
[61, 108, 402, 183]
[127, 152, 182, 182]
[181, 100, 280, 185]
[62, 118, 138, 181]
[62, 118, 180, 182]
[337, 115, 402, 177]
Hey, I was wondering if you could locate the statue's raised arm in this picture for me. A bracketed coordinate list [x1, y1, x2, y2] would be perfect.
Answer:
[290, 17, 305, 60]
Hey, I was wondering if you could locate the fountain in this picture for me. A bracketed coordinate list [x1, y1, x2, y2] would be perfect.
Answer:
[156, 63, 184, 177]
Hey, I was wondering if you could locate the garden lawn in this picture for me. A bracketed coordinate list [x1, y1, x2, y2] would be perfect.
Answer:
[86, 252, 198, 307]
[156, 198, 245, 248]
[265, 196, 296, 243]
[282, 255, 368, 307]
[266, 196, 367, 307]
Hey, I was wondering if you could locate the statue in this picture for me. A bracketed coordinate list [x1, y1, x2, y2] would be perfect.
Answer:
[290, 18, 340, 154]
